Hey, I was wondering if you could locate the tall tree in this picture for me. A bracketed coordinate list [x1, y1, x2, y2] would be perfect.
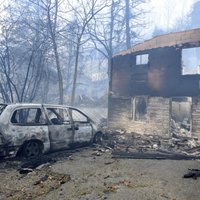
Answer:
[125, 0, 131, 49]
[46, 0, 64, 104]
[88, 0, 118, 78]
[0, 0, 51, 103]
[123, 0, 147, 49]
[66, 0, 108, 105]
[89, 0, 147, 79]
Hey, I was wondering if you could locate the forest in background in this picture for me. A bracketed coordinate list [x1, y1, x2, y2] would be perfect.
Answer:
[0, 0, 199, 106]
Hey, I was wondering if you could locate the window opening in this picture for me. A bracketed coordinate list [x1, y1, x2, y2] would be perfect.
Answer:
[11, 108, 46, 125]
[46, 108, 70, 125]
[132, 97, 147, 121]
[182, 47, 200, 75]
[136, 54, 149, 65]
[171, 97, 191, 135]
[69, 109, 88, 123]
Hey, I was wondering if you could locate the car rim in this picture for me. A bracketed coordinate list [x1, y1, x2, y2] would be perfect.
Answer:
[24, 141, 40, 157]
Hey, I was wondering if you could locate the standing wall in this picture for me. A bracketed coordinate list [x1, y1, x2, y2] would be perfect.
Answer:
[108, 96, 170, 136]
[192, 97, 200, 139]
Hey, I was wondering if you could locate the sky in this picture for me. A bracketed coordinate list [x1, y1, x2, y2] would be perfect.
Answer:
[0, 0, 198, 40]
[148, 0, 197, 31]
[0, 0, 197, 31]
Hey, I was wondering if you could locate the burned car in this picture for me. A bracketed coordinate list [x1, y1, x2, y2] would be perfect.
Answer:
[0, 103, 103, 158]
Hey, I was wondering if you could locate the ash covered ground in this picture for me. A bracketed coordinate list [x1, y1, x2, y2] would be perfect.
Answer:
[1, 145, 200, 200]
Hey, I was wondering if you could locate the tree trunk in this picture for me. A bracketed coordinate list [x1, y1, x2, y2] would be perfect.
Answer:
[47, 1, 64, 105]
[5, 40, 14, 102]
[125, 0, 131, 49]
[53, 38, 64, 105]
[70, 41, 80, 106]
[20, 51, 34, 102]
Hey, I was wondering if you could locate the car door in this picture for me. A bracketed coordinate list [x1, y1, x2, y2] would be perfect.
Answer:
[44, 106, 74, 151]
[69, 108, 93, 144]
[8, 106, 50, 152]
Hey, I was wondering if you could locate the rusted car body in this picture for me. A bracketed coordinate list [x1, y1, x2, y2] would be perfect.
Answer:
[0, 103, 101, 157]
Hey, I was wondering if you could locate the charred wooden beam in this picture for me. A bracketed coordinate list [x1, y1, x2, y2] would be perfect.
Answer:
[112, 151, 199, 160]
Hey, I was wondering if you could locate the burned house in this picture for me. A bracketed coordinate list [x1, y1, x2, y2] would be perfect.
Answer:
[108, 28, 200, 138]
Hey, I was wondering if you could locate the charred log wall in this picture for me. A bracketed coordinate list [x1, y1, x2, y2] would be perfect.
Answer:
[192, 97, 200, 138]
[111, 54, 132, 96]
[111, 47, 200, 97]
[107, 97, 132, 129]
[108, 96, 170, 135]
[108, 96, 200, 138]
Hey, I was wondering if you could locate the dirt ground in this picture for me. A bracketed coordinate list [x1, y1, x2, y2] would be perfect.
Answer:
[1, 146, 200, 200]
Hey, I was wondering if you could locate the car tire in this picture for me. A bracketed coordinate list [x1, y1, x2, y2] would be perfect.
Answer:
[93, 132, 103, 144]
[23, 140, 42, 158]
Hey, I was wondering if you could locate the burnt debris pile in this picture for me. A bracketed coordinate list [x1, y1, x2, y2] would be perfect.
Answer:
[100, 128, 200, 160]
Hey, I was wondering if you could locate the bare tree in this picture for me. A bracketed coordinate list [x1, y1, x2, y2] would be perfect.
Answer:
[120, 0, 148, 49]
[125, 0, 131, 49]
[66, 0, 108, 105]
[0, 0, 147, 105]
[88, 0, 120, 76]
[0, 0, 50, 103]
[45, 0, 64, 104]
[89, 0, 147, 79]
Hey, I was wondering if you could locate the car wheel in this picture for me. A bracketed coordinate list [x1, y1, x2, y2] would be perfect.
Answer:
[23, 141, 42, 158]
[93, 132, 103, 144]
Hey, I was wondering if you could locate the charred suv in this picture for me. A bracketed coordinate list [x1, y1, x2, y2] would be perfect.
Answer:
[0, 103, 102, 158]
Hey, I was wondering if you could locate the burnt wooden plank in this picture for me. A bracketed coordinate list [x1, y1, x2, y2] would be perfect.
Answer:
[112, 151, 199, 160]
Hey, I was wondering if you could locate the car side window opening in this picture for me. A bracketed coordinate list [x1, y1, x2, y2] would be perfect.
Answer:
[69, 109, 88, 123]
[46, 108, 70, 125]
[11, 108, 46, 125]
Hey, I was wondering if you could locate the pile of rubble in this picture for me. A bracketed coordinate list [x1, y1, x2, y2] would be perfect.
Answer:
[171, 118, 191, 137]
[170, 118, 200, 153]
[100, 127, 200, 159]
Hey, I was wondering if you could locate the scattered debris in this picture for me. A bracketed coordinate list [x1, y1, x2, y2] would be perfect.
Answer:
[112, 151, 199, 160]
[183, 169, 200, 179]
[19, 156, 56, 174]
[58, 175, 70, 185]
[103, 183, 119, 193]
[91, 151, 102, 156]
[99, 129, 200, 159]
[34, 175, 49, 185]
[19, 168, 33, 175]
[181, 118, 190, 131]
[171, 118, 192, 138]
[104, 160, 116, 165]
